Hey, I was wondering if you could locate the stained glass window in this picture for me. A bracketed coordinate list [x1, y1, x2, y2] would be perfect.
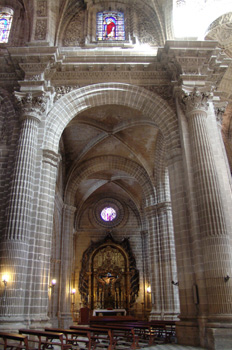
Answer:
[0, 9, 13, 44]
[101, 207, 117, 222]
[96, 11, 125, 41]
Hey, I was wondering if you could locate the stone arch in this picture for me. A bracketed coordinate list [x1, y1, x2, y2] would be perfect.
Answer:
[64, 155, 156, 207]
[44, 83, 179, 155]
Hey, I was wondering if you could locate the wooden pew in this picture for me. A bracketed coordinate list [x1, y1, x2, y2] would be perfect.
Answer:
[45, 327, 92, 350]
[70, 325, 115, 350]
[149, 320, 176, 343]
[89, 315, 137, 325]
[88, 324, 139, 349]
[18, 329, 72, 350]
[0, 332, 29, 350]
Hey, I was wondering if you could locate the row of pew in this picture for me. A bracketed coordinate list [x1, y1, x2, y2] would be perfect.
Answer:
[0, 319, 176, 350]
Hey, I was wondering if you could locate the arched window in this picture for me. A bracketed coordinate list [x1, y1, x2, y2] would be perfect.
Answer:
[0, 8, 13, 44]
[96, 11, 125, 41]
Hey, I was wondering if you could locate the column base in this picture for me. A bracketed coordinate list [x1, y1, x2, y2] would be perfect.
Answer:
[58, 312, 74, 328]
[206, 323, 232, 350]
[0, 316, 51, 332]
[176, 321, 200, 347]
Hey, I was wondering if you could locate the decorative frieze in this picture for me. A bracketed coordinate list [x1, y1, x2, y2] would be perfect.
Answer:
[214, 106, 226, 125]
[35, 19, 47, 40]
[54, 85, 80, 102]
[36, 0, 47, 17]
[63, 10, 85, 47]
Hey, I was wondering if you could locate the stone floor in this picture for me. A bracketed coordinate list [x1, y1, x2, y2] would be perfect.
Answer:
[142, 345, 206, 350]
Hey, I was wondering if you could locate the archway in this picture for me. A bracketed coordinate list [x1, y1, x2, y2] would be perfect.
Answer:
[44, 83, 180, 326]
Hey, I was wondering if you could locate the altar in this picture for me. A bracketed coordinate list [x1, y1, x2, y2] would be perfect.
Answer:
[93, 309, 127, 316]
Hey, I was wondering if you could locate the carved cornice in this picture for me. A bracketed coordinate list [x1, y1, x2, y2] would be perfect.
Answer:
[182, 88, 213, 115]
[52, 70, 169, 86]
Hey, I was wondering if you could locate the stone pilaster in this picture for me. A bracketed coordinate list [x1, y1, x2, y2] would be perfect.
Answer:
[182, 88, 232, 348]
[145, 202, 179, 321]
[58, 204, 76, 328]
[0, 92, 46, 329]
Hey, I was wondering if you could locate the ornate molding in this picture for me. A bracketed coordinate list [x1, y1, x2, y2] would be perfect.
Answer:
[35, 19, 47, 40]
[214, 106, 227, 126]
[54, 85, 80, 102]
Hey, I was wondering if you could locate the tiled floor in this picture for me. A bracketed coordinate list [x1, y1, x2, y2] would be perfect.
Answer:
[141, 345, 206, 350]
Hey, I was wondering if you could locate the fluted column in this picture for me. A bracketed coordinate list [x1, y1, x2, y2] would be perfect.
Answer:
[182, 89, 232, 320]
[0, 92, 46, 328]
[58, 204, 76, 328]
[145, 202, 179, 320]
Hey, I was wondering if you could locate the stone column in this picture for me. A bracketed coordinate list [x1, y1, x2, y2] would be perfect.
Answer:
[58, 204, 76, 328]
[27, 149, 60, 328]
[167, 147, 198, 345]
[182, 89, 232, 348]
[145, 202, 179, 320]
[0, 93, 46, 329]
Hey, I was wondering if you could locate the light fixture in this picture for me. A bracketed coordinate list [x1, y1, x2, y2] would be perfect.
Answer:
[224, 275, 230, 283]
[147, 286, 151, 293]
[71, 288, 76, 295]
[2, 275, 9, 287]
[172, 280, 179, 286]
[50, 279, 56, 288]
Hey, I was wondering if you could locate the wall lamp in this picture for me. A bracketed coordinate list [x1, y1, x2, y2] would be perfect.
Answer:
[71, 288, 76, 295]
[50, 279, 56, 288]
[224, 275, 230, 283]
[172, 280, 179, 286]
[2, 275, 9, 287]
[147, 286, 151, 293]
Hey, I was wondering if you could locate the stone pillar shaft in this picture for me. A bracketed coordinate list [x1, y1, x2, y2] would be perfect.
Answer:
[0, 113, 40, 325]
[58, 204, 76, 328]
[146, 202, 179, 320]
[26, 149, 60, 325]
[183, 90, 232, 319]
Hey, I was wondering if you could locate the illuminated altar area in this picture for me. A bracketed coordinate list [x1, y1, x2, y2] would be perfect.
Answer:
[78, 234, 139, 315]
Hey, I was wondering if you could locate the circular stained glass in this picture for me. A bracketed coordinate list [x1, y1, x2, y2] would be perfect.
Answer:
[101, 207, 117, 222]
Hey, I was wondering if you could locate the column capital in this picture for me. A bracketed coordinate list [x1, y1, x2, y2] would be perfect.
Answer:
[182, 88, 213, 115]
[14, 91, 49, 122]
[63, 204, 76, 215]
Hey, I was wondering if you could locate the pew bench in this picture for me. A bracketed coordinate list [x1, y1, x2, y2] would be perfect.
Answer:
[18, 329, 72, 350]
[87, 324, 139, 349]
[70, 325, 115, 350]
[45, 327, 92, 350]
[0, 332, 29, 350]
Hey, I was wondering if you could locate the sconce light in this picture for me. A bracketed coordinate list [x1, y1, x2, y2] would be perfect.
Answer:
[224, 275, 230, 283]
[50, 279, 56, 288]
[71, 288, 76, 295]
[147, 286, 151, 293]
[2, 275, 9, 287]
[172, 280, 179, 286]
